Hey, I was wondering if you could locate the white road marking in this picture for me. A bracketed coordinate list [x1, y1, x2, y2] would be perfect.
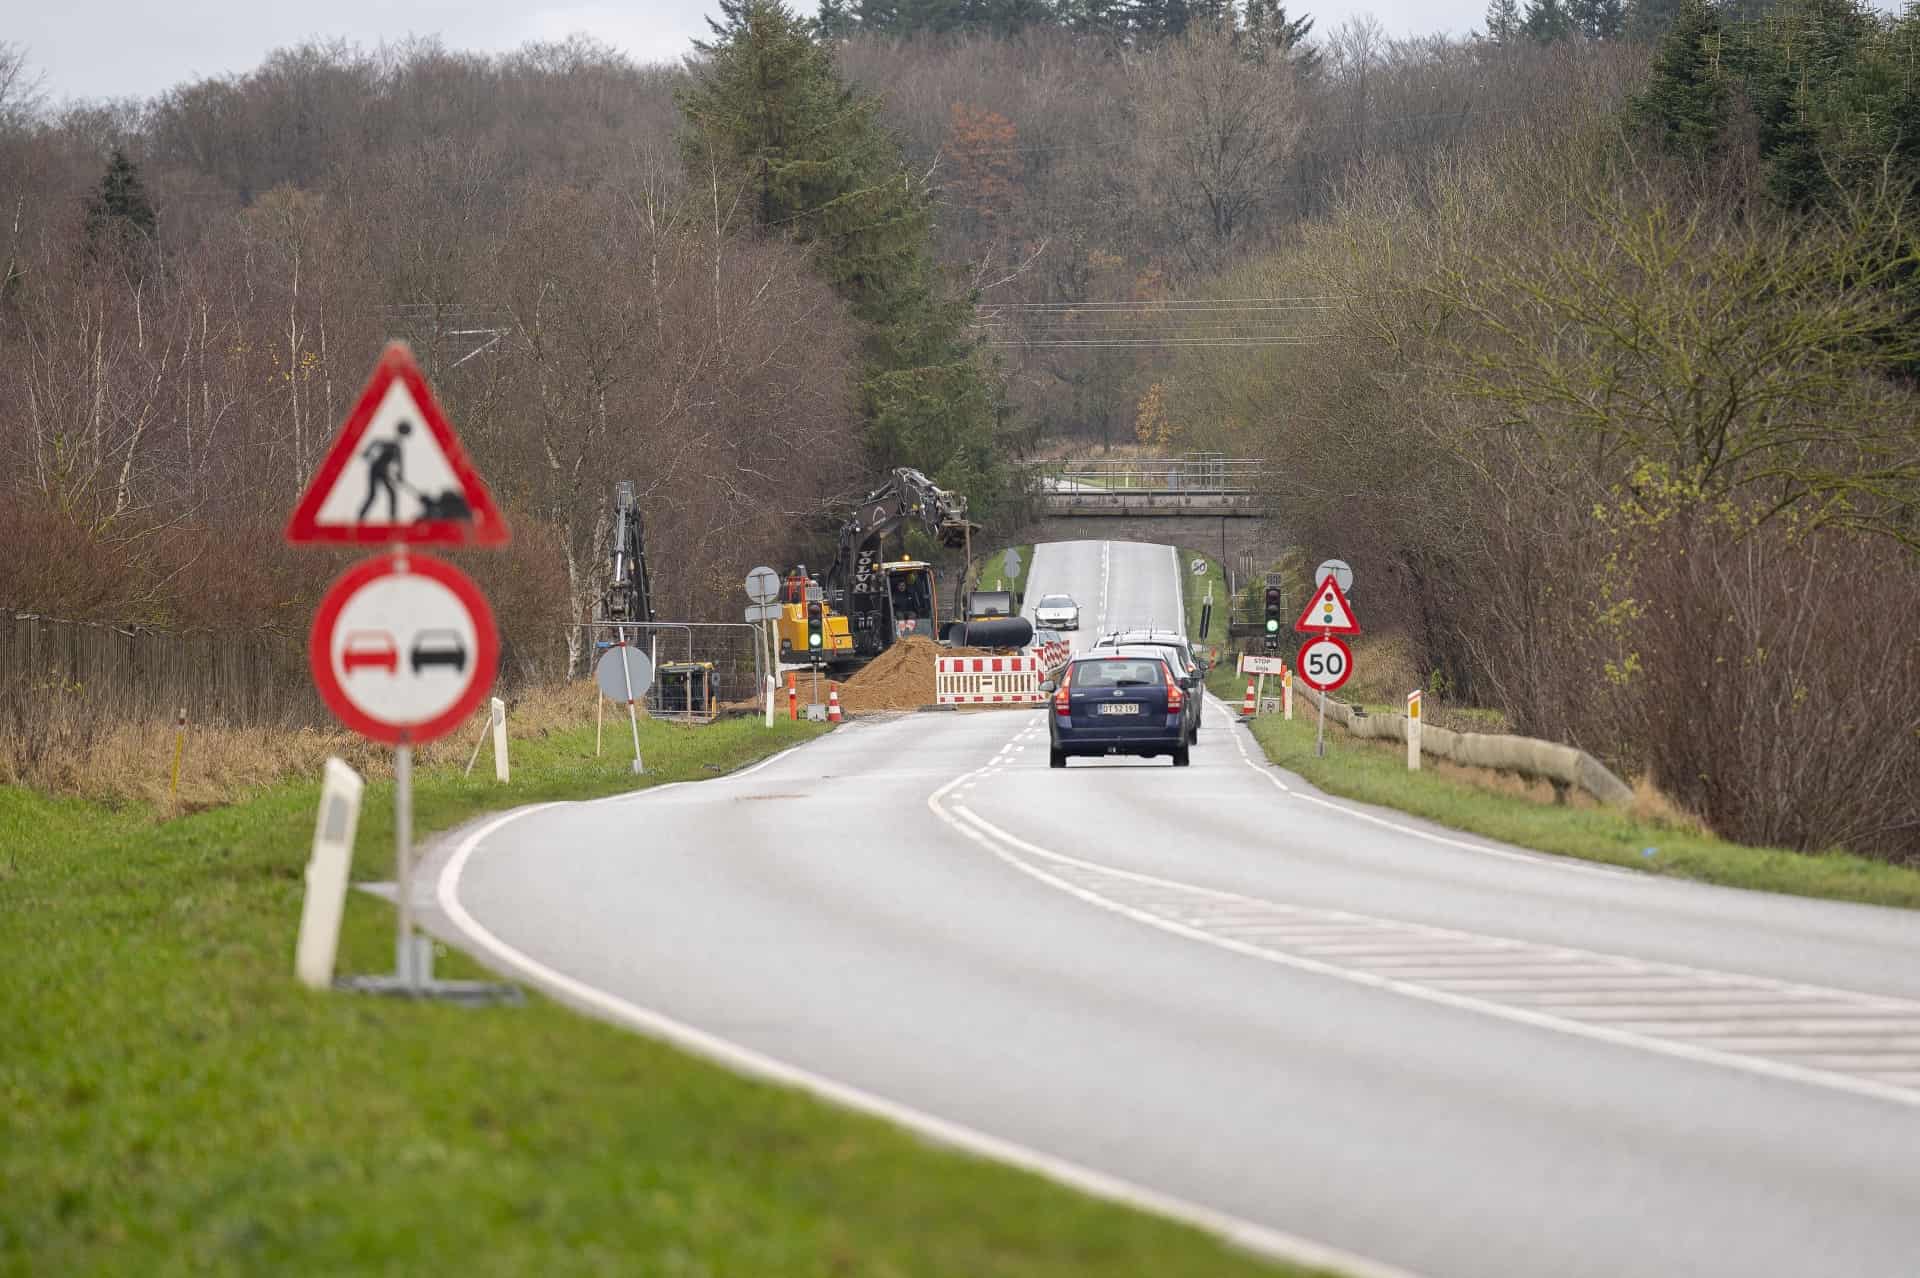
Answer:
[436, 796, 1419, 1278]
[1206, 691, 1624, 879]
[925, 765, 1920, 1111]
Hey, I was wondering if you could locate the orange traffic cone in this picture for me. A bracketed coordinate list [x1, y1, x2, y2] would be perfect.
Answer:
[827, 683, 843, 723]
[1242, 677, 1257, 717]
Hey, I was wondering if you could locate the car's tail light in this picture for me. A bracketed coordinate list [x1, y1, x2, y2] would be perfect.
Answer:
[1054, 668, 1072, 713]
[1163, 662, 1183, 714]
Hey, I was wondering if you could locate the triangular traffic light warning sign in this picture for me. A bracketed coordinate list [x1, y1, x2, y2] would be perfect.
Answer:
[285, 343, 510, 547]
[1294, 572, 1360, 635]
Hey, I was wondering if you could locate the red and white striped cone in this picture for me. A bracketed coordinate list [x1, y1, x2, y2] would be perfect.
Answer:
[827, 683, 843, 723]
[1242, 677, 1257, 717]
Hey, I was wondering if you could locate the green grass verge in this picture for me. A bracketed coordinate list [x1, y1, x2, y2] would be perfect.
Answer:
[1204, 668, 1920, 910]
[1178, 549, 1228, 651]
[2, 713, 1311, 1277]
[976, 542, 1034, 604]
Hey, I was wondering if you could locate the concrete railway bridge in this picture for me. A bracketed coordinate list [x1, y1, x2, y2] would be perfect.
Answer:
[1004, 457, 1276, 590]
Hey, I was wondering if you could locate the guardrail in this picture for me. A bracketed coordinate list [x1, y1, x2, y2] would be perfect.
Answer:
[1294, 684, 1634, 807]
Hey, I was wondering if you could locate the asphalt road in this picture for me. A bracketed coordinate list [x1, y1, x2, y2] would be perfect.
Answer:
[432, 539, 1920, 1278]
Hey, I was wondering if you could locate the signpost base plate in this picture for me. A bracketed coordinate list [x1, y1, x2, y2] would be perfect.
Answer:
[334, 974, 525, 1006]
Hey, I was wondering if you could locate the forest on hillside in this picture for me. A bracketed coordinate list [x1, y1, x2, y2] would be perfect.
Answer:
[1, 0, 1916, 856]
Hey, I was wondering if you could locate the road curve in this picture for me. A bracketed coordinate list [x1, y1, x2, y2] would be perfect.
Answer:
[430, 540, 1920, 1278]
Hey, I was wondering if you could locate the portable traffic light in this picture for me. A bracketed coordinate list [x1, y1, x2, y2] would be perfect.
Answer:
[806, 601, 825, 656]
[1263, 585, 1284, 652]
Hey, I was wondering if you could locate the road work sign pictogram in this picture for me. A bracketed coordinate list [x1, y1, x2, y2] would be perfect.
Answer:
[309, 552, 499, 746]
[1294, 572, 1360, 635]
[285, 342, 510, 547]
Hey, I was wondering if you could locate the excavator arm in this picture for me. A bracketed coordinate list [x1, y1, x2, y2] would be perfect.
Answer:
[820, 469, 974, 658]
[600, 480, 656, 625]
[824, 468, 972, 600]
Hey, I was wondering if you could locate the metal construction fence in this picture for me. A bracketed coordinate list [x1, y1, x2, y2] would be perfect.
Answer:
[573, 621, 770, 718]
[2, 611, 327, 728]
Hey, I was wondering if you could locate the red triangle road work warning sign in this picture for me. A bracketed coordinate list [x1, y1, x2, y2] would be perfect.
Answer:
[1294, 572, 1360, 635]
[285, 342, 510, 547]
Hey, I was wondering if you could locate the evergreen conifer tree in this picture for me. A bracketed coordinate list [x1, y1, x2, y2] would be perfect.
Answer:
[1242, 0, 1320, 69]
[84, 148, 157, 258]
[1569, 0, 1627, 37]
[678, 0, 1006, 507]
[1524, 0, 1576, 41]
[1485, 0, 1524, 42]
[1628, 0, 1729, 158]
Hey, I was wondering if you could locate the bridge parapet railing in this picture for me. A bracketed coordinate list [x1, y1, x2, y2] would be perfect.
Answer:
[1018, 457, 1266, 496]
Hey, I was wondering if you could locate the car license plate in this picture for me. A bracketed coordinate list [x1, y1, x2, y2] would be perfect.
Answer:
[1097, 703, 1140, 715]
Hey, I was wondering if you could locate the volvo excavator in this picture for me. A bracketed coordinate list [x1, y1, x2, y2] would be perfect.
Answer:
[775, 467, 974, 668]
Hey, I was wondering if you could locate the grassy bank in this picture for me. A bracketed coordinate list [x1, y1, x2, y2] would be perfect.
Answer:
[1204, 667, 1920, 910]
[976, 542, 1034, 603]
[1178, 549, 1228, 654]
[2, 714, 1307, 1277]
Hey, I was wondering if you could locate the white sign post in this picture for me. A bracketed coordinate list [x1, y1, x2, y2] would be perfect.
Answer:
[295, 758, 364, 990]
[745, 567, 782, 728]
[1407, 689, 1422, 771]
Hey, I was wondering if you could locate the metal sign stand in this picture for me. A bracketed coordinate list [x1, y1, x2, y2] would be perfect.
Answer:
[1315, 671, 1329, 758]
[621, 633, 644, 775]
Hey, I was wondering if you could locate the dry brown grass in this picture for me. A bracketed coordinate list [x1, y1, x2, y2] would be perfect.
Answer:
[1, 680, 607, 810]
[1629, 773, 1714, 836]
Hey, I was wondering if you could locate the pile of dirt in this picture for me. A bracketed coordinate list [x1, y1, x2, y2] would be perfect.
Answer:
[837, 635, 983, 713]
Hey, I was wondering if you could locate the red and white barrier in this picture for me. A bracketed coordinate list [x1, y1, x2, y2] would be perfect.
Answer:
[937, 655, 1044, 706]
[1029, 636, 1070, 672]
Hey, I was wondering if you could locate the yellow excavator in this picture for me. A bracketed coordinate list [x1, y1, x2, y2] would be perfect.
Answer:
[774, 468, 973, 668]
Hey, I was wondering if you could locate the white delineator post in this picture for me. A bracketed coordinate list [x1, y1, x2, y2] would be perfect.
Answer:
[490, 697, 509, 782]
[296, 758, 365, 990]
[1407, 689, 1423, 771]
[1282, 668, 1293, 720]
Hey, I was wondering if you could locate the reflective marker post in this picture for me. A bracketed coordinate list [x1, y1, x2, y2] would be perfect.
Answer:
[1407, 689, 1422, 771]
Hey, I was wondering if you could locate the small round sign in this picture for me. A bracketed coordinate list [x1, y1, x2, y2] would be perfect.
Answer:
[744, 565, 781, 604]
[309, 552, 498, 746]
[595, 645, 655, 704]
[1315, 558, 1354, 594]
[1296, 634, 1354, 693]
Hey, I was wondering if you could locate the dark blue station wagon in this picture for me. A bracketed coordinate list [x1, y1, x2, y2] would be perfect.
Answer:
[1044, 654, 1190, 768]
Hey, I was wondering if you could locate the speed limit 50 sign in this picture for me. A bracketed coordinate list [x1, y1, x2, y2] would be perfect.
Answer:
[1296, 635, 1354, 693]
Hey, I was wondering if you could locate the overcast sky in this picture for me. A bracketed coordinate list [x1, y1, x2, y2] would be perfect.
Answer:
[16, 0, 1488, 105]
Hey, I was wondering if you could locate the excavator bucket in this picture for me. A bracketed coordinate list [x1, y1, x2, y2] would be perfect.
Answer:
[935, 516, 974, 549]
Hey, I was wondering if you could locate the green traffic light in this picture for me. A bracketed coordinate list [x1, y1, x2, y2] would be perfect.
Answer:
[1265, 619, 1279, 632]
[810, 633, 822, 647]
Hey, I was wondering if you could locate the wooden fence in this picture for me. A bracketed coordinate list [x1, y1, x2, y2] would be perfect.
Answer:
[2, 612, 327, 728]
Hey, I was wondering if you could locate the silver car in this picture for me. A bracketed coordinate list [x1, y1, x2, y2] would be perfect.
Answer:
[1033, 593, 1080, 631]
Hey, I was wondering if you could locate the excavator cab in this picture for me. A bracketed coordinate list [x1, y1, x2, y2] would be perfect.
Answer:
[878, 561, 938, 643]
[774, 566, 856, 668]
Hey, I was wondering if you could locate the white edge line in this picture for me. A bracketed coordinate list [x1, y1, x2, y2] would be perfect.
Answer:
[1203, 691, 1624, 879]
[435, 778, 1420, 1278]
[931, 785, 1920, 1114]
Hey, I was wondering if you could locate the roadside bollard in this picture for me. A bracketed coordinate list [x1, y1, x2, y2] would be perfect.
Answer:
[787, 671, 798, 721]
[169, 707, 187, 802]
[296, 758, 365, 990]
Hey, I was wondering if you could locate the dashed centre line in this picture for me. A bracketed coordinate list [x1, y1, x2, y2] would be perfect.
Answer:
[931, 723, 1920, 1111]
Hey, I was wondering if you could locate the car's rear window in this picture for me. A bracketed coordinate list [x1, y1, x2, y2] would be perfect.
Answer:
[1040, 595, 1073, 606]
[1070, 658, 1164, 688]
